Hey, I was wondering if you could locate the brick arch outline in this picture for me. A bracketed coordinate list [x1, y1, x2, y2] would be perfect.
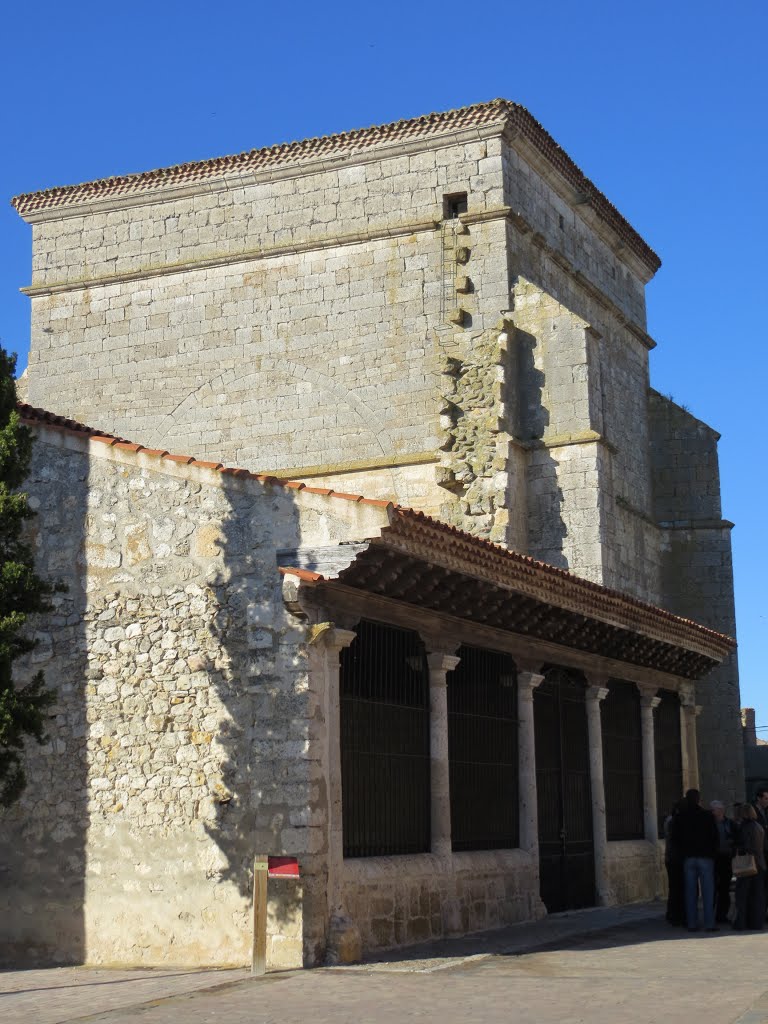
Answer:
[154, 357, 395, 462]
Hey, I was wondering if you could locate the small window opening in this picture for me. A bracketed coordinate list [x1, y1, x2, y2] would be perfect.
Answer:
[444, 193, 468, 219]
[611, 265, 617, 279]
[558, 214, 564, 230]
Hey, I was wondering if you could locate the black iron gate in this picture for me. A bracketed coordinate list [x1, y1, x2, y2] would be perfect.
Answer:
[534, 668, 595, 913]
[654, 689, 683, 837]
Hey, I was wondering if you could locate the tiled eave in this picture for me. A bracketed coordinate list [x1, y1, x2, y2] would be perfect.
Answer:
[281, 516, 734, 681]
[11, 99, 660, 274]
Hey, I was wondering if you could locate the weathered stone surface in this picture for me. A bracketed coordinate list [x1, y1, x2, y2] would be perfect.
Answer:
[0, 432, 323, 969]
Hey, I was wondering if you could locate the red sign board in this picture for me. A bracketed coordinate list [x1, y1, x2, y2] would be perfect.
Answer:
[267, 856, 300, 878]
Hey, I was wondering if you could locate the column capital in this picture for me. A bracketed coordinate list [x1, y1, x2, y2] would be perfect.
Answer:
[586, 684, 610, 703]
[678, 683, 696, 707]
[636, 682, 659, 699]
[427, 652, 461, 675]
[516, 658, 544, 675]
[640, 694, 662, 712]
[694, 705, 703, 718]
[517, 670, 545, 700]
[309, 623, 357, 652]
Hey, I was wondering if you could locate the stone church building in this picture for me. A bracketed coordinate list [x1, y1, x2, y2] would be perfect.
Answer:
[2, 99, 741, 967]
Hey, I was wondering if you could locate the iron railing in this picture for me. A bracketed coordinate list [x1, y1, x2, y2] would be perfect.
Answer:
[340, 620, 431, 858]
[447, 645, 519, 851]
[535, 668, 595, 912]
[601, 680, 644, 840]
[655, 689, 683, 837]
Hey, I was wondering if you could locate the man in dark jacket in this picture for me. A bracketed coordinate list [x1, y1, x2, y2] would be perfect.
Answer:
[671, 789, 719, 931]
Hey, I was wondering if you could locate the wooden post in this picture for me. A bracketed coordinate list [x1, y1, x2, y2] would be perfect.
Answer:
[251, 855, 268, 976]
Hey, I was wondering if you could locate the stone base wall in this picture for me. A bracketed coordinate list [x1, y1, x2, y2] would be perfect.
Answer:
[605, 841, 664, 906]
[341, 851, 544, 953]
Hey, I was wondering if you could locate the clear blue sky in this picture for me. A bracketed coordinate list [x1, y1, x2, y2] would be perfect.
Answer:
[1, 2, 766, 728]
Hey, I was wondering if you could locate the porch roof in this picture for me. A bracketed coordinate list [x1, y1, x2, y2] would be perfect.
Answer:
[280, 507, 735, 682]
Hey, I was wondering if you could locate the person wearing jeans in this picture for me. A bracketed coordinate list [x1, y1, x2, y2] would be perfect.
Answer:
[671, 789, 719, 932]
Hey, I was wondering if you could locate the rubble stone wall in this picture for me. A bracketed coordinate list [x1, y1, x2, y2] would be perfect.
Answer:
[0, 429, 326, 968]
[342, 851, 544, 952]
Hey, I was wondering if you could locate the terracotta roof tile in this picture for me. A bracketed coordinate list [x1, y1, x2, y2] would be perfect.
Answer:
[20, 401, 732, 657]
[11, 99, 660, 273]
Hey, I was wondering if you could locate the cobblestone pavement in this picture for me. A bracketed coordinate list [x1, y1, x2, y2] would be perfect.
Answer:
[2, 904, 767, 1024]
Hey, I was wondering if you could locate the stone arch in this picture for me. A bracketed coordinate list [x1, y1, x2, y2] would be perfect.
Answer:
[154, 358, 395, 472]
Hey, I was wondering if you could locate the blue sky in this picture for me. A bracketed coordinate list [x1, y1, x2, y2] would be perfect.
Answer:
[1, 1, 766, 730]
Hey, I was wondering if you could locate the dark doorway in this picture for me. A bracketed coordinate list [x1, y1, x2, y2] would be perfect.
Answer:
[534, 668, 595, 913]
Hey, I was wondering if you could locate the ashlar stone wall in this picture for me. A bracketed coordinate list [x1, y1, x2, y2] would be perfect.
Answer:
[649, 392, 743, 805]
[24, 140, 508, 484]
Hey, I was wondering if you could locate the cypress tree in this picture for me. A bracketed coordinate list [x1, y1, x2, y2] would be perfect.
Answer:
[0, 347, 55, 806]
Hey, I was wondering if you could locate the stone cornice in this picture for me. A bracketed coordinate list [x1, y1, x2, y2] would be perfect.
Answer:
[658, 518, 735, 531]
[268, 451, 438, 480]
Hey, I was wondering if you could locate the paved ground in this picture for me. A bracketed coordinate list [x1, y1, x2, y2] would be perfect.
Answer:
[2, 903, 767, 1024]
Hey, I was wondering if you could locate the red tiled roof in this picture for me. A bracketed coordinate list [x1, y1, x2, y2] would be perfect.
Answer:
[21, 401, 733, 659]
[11, 99, 660, 273]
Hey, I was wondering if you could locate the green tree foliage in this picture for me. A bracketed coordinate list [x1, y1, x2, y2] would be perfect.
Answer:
[0, 347, 55, 806]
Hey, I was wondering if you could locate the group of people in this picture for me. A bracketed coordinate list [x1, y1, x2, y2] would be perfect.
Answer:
[664, 788, 768, 932]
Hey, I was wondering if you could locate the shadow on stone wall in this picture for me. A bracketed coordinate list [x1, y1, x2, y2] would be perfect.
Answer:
[0, 439, 88, 965]
[515, 327, 568, 568]
[202, 474, 313, 964]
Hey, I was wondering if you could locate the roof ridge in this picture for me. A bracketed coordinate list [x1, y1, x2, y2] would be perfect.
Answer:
[10, 99, 659, 272]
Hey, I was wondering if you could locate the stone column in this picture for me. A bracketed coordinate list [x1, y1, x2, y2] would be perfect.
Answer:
[637, 686, 661, 843]
[309, 624, 358, 962]
[680, 687, 700, 792]
[426, 652, 461, 859]
[516, 669, 545, 856]
[585, 682, 613, 906]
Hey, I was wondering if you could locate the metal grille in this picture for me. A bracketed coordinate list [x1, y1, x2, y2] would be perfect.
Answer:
[601, 680, 644, 840]
[535, 668, 595, 913]
[340, 620, 430, 858]
[447, 646, 519, 851]
[654, 689, 683, 837]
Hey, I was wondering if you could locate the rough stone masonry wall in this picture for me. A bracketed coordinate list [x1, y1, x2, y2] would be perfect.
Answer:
[0, 431, 329, 968]
[649, 392, 743, 805]
[605, 841, 663, 906]
[24, 139, 508, 495]
[341, 851, 542, 953]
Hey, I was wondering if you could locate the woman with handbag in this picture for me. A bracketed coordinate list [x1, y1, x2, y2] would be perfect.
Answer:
[733, 804, 766, 930]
